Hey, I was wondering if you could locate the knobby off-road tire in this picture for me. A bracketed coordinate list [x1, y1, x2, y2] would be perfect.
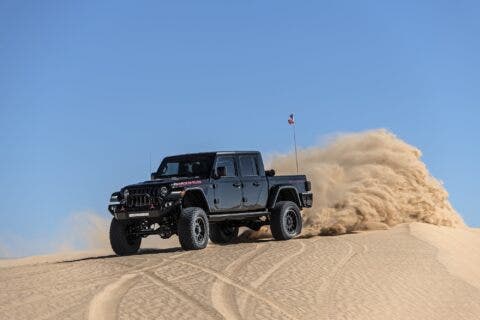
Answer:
[109, 218, 141, 256]
[270, 201, 303, 240]
[178, 207, 209, 250]
[209, 223, 239, 244]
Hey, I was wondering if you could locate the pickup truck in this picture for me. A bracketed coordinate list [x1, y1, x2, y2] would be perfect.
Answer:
[108, 151, 313, 255]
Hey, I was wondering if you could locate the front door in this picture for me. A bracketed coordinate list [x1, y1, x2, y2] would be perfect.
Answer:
[238, 154, 268, 211]
[213, 156, 243, 212]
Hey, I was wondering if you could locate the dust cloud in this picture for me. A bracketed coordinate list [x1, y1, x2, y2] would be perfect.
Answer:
[0, 242, 11, 259]
[55, 212, 175, 253]
[268, 129, 464, 235]
[56, 212, 111, 252]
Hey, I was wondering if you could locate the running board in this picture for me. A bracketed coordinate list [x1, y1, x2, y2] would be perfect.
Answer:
[208, 211, 269, 222]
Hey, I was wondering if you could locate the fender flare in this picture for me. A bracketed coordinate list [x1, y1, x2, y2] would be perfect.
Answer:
[182, 187, 211, 212]
[268, 185, 302, 209]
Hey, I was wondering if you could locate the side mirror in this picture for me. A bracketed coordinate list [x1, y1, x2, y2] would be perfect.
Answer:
[265, 169, 275, 177]
[214, 166, 227, 179]
[151, 172, 157, 180]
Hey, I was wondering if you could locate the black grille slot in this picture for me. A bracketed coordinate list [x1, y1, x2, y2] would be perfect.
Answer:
[126, 187, 161, 207]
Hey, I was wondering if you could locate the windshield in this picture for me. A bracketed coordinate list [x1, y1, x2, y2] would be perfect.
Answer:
[155, 155, 214, 179]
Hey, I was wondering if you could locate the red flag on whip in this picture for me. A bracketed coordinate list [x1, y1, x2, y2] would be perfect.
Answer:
[288, 113, 295, 125]
[288, 113, 299, 173]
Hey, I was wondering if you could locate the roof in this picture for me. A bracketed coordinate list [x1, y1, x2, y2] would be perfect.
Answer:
[164, 151, 260, 158]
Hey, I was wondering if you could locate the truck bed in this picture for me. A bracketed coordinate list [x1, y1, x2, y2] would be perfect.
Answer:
[267, 174, 308, 191]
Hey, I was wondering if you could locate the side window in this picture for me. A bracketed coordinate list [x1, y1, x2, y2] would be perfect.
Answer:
[216, 157, 237, 177]
[239, 155, 259, 176]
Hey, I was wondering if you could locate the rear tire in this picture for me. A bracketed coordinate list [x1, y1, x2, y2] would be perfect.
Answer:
[209, 223, 239, 244]
[178, 207, 209, 250]
[270, 201, 302, 240]
[109, 218, 141, 256]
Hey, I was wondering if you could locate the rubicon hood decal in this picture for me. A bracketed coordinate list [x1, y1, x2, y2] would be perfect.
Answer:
[171, 180, 203, 188]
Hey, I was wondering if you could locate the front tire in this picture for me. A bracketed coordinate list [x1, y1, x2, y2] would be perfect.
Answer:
[178, 207, 209, 250]
[209, 223, 239, 244]
[109, 218, 141, 256]
[270, 201, 302, 240]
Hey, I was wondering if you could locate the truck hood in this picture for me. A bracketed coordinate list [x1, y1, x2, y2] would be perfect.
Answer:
[121, 177, 205, 191]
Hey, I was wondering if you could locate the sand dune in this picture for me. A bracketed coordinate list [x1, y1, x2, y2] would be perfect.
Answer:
[1, 223, 479, 320]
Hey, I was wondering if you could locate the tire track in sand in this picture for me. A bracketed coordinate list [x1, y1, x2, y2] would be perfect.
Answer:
[241, 239, 307, 319]
[87, 258, 166, 320]
[176, 259, 299, 320]
[251, 240, 306, 288]
[210, 243, 271, 320]
[142, 270, 223, 319]
[88, 251, 221, 320]
[1, 257, 153, 319]
[88, 273, 140, 320]
[325, 239, 354, 319]
[322, 238, 366, 320]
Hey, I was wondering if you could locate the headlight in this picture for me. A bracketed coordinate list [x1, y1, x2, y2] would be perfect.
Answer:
[160, 186, 168, 196]
[110, 192, 122, 203]
[123, 189, 130, 198]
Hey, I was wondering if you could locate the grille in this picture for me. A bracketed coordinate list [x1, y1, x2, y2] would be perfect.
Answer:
[126, 187, 163, 207]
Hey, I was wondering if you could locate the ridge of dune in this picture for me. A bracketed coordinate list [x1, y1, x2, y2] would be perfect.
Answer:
[410, 222, 480, 289]
[0, 236, 181, 269]
[0, 250, 112, 268]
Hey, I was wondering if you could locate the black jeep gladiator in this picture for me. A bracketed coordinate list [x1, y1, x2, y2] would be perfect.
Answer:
[108, 151, 312, 255]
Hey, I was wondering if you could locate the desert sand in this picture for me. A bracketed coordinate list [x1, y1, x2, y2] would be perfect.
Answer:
[1, 222, 479, 320]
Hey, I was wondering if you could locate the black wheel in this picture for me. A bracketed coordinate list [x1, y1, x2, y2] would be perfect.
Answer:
[177, 207, 209, 250]
[270, 201, 303, 240]
[109, 218, 141, 256]
[209, 223, 239, 244]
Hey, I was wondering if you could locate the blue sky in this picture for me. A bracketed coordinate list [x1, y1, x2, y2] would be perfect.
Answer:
[1, 1, 479, 256]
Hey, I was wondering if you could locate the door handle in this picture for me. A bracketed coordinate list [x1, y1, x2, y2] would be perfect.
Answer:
[253, 182, 260, 186]
[233, 182, 242, 188]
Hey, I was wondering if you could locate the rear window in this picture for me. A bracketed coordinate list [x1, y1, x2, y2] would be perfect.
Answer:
[216, 156, 237, 177]
[239, 155, 259, 176]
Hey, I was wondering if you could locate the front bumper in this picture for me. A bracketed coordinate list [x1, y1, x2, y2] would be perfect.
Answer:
[108, 201, 179, 220]
[108, 193, 183, 220]
[112, 209, 165, 220]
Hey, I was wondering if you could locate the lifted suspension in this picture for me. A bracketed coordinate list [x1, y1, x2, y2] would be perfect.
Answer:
[130, 218, 175, 239]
